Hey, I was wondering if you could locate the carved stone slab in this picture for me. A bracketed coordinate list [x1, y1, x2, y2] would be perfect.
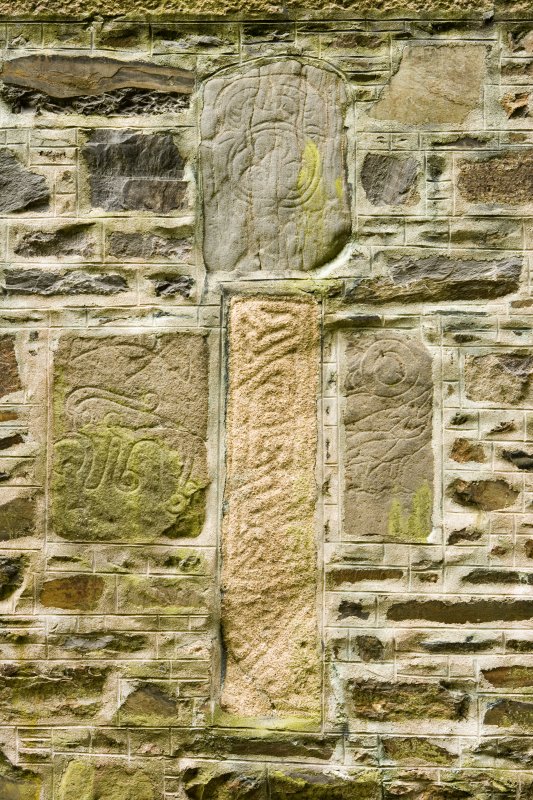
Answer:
[52, 334, 209, 543]
[221, 297, 321, 720]
[201, 60, 351, 272]
[343, 331, 434, 542]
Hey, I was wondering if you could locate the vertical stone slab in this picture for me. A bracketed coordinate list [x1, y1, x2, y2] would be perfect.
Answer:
[52, 334, 209, 542]
[201, 59, 351, 273]
[343, 331, 434, 542]
[222, 296, 321, 722]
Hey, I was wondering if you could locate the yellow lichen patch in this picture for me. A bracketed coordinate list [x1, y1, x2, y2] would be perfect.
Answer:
[388, 482, 433, 542]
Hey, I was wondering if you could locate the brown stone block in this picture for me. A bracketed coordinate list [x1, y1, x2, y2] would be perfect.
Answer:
[343, 330, 433, 542]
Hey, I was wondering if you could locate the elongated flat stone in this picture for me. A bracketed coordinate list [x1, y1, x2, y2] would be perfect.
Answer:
[343, 330, 433, 542]
[52, 333, 209, 543]
[201, 60, 351, 272]
[221, 297, 321, 721]
[1, 55, 193, 98]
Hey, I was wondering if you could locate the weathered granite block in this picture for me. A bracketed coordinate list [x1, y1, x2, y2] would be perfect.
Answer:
[51, 334, 209, 542]
[201, 60, 351, 272]
[221, 296, 321, 721]
[343, 330, 433, 542]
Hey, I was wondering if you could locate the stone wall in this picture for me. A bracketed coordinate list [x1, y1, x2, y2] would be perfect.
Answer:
[1, 11, 533, 800]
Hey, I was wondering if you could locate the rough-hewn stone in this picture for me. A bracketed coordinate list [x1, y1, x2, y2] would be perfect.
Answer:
[201, 60, 350, 272]
[83, 130, 187, 212]
[0, 337, 21, 398]
[14, 224, 95, 259]
[0, 150, 49, 213]
[0, 556, 26, 600]
[347, 680, 468, 721]
[221, 297, 320, 721]
[465, 353, 533, 404]
[0, 497, 35, 541]
[346, 255, 522, 303]
[448, 478, 519, 510]
[458, 151, 533, 204]
[52, 334, 209, 543]
[0, 751, 41, 800]
[0, 55, 193, 114]
[360, 154, 418, 205]
[3, 268, 127, 296]
[371, 44, 486, 125]
[343, 331, 433, 542]
[387, 599, 533, 623]
[107, 231, 192, 261]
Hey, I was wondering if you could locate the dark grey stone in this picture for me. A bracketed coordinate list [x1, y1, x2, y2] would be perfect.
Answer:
[361, 153, 418, 205]
[151, 275, 195, 298]
[0, 150, 49, 213]
[83, 130, 186, 212]
[345, 254, 522, 302]
[14, 223, 95, 259]
[4, 268, 127, 296]
[107, 231, 192, 261]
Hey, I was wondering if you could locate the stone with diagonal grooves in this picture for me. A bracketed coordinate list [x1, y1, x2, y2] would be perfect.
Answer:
[221, 296, 320, 721]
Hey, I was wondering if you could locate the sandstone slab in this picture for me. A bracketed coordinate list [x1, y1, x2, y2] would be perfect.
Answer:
[52, 334, 209, 543]
[371, 44, 486, 125]
[465, 352, 533, 404]
[221, 297, 320, 721]
[201, 60, 350, 272]
[0, 150, 49, 213]
[1, 54, 193, 98]
[0, 337, 21, 398]
[343, 331, 433, 542]
[83, 130, 187, 212]
[59, 760, 155, 800]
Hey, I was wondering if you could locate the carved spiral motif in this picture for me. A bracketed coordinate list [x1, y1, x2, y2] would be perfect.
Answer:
[360, 339, 424, 399]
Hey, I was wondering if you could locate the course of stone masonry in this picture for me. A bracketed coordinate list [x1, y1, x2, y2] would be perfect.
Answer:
[2, 9, 533, 800]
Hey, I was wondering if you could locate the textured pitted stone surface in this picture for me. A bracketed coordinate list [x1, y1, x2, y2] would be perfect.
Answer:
[221, 296, 320, 721]
[51, 334, 209, 543]
[0, 150, 49, 213]
[343, 331, 433, 542]
[458, 151, 533, 204]
[201, 60, 350, 273]
[360, 154, 419, 206]
[83, 130, 187, 212]
[371, 44, 487, 124]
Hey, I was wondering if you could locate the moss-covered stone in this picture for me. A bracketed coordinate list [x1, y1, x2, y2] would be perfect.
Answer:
[0, 750, 41, 800]
[59, 760, 155, 800]
[347, 680, 468, 721]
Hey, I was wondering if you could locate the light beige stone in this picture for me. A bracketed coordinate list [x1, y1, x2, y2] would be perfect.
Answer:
[221, 296, 321, 721]
[371, 44, 487, 125]
[201, 60, 350, 272]
[343, 331, 434, 542]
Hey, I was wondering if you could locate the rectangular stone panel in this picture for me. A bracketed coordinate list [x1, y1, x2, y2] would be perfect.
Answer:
[51, 333, 208, 543]
[343, 330, 434, 542]
[221, 296, 321, 722]
[201, 60, 351, 273]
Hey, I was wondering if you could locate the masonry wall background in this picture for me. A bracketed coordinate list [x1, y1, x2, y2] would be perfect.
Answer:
[1, 10, 533, 800]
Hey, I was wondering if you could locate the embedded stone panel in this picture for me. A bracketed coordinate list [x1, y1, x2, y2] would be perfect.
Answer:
[52, 333, 209, 543]
[343, 330, 434, 542]
[221, 296, 321, 721]
[201, 60, 351, 273]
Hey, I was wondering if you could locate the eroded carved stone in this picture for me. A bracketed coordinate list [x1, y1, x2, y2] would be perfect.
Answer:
[221, 297, 321, 720]
[52, 334, 209, 543]
[343, 331, 433, 541]
[201, 60, 351, 272]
